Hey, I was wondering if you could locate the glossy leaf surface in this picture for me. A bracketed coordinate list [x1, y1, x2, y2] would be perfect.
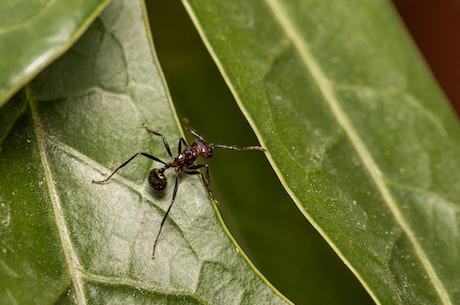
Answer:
[0, 0, 289, 304]
[183, 0, 460, 304]
[0, 0, 110, 107]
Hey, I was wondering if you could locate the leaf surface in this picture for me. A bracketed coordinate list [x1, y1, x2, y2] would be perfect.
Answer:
[0, 0, 110, 107]
[182, 0, 460, 304]
[0, 0, 289, 304]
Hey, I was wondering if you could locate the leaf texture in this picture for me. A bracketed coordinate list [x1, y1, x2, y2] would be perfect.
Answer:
[0, 0, 111, 107]
[183, 0, 460, 304]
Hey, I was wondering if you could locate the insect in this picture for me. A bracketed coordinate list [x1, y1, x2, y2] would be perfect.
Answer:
[93, 121, 266, 258]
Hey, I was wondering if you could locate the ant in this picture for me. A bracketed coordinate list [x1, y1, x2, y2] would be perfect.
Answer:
[93, 120, 266, 258]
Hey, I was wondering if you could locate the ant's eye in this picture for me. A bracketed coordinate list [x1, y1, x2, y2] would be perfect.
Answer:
[149, 168, 167, 191]
[202, 147, 213, 158]
[196, 141, 213, 158]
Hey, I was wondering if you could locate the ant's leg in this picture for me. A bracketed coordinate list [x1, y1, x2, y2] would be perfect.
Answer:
[143, 123, 173, 158]
[185, 122, 265, 152]
[183, 119, 266, 152]
[152, 169, 180, 258]
[93, 152, 166, 184]
[186, 164, 217, 203]
[185, 127, 206, 142]
[183, 120, 207, 142]
[187, 164, 210, 185]
[177, 137, 188, 154]
[213, 143, 266, 152]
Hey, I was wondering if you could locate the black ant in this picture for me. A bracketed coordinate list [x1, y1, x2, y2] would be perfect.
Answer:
[93, 121, 266, 258]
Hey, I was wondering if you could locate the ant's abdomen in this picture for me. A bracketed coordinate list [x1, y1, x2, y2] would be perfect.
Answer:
[149, 168, 167, 192]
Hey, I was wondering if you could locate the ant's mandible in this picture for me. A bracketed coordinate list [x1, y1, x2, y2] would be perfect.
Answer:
[93, 120, 266, 258]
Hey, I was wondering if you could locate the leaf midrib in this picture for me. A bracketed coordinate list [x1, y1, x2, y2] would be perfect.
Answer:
[263, 0, 451, 304]
[29, 89, 87, 305]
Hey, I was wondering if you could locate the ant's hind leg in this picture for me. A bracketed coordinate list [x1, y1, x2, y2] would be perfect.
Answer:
[152, 169, 180, 258]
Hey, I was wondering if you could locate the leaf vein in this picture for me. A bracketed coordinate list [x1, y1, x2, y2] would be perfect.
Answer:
[263, 0, 452, 304]
[44, 134, 200, 260]
[29, 90, 87, 305]
[78, 269, 209, 304]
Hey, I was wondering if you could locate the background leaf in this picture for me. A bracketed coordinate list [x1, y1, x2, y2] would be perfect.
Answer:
[181, 0, 460, 304]
[0, 0, 111, 108]
[0, 0, 290, 304]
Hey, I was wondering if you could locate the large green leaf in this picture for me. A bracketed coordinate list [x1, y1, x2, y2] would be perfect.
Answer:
[0, 0, 289, 304]
[0, 0, 110, 107]
[182, 0, 460, 304]
[3, 0, 460, 304]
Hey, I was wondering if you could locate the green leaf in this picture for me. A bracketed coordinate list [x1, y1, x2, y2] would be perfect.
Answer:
[182, 0, 460, 304]
[0, 0, 111, 108]
[0, 0, 289, 304]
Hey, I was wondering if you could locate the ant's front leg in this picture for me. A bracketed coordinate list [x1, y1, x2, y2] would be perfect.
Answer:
[177, 137, 187, 154]
[182, 118, 206, 142]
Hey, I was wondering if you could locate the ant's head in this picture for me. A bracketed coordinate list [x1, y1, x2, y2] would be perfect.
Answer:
[148, 168, 167, 193]
[194, 140, 214, 159]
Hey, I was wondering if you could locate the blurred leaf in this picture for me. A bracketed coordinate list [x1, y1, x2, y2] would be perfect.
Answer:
[183, 0, 460, 304]
[0, 0, 110, 107]
[0, 0, 290, 304]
